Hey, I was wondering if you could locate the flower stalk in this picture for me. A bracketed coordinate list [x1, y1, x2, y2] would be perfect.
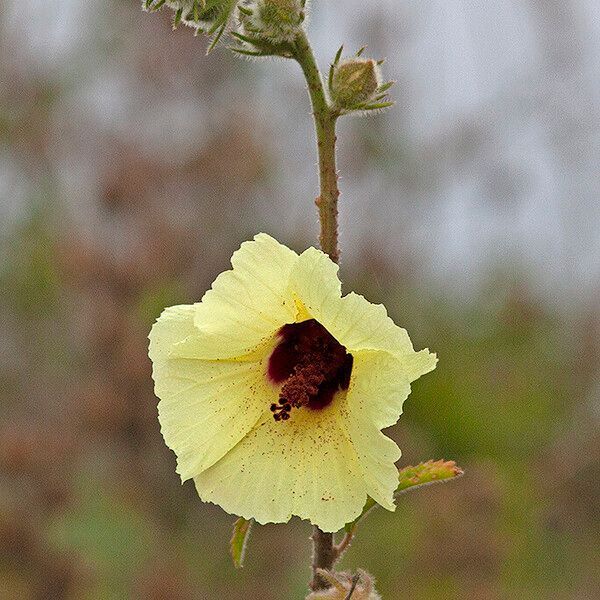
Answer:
[141, 4, 455, 599]
[310, 527, 337, 590]
[292, 29, 342, 590]
[293, 30, 340, 264]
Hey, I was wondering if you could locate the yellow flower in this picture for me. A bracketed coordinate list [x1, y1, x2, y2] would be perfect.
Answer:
[148, 234, 436, 532]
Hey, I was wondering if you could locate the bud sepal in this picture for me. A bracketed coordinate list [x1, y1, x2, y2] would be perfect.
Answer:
[230, 0, 307, 58]
[328, 47, 395, 115]
[143, 0, 238, 51]
[306, 570, 381, 600]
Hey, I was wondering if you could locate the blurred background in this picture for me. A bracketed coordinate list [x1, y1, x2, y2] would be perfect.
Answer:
[1, 0, 599, 598]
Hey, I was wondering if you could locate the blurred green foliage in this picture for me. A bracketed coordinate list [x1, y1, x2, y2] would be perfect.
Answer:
[1, 206, 60, 317]
[1, 208, 597, 599]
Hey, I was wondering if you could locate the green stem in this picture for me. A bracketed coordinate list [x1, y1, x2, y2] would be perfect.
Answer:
[293, 30, 340, 263]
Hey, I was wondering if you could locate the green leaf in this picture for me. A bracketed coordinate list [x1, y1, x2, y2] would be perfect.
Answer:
[344, 460, 464, 533]
[230, 517, 253, 569]
[396, 459, 463, 492]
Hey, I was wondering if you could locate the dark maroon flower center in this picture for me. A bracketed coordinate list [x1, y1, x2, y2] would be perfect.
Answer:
[267, 319, 353, 421]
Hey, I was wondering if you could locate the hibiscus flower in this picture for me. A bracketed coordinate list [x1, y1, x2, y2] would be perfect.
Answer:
[149, 233, 436, 532]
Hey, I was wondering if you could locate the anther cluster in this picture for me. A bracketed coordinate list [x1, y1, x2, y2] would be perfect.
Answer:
[268, 319, 353, 421]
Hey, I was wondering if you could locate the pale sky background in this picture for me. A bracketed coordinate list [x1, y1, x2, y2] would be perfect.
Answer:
[2, 0, 599, 308]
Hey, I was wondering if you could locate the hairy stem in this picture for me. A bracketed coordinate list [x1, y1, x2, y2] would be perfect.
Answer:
[310, 526, 336, 591]
[334, 530, 354, 560]
[293, 30, 340, 263]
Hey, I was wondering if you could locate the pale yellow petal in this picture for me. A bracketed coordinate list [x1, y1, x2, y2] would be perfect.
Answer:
[194, 403, 368, 533]
[192, 233, 299, 359]
[399, 347, 438, 382]
[326, 292, 414, 356]
[328, 294, 437, 382]
[149, 304, 272, 481]
[340, 351, 410, 509]
[288, 249, 436, 376]
[148, 304, 200, 362]
[287, 246, 342, 320]
[346, 351, 412, 430]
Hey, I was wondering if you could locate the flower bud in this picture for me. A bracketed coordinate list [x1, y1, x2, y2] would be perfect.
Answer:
[171, 0, 215, 30]
[306, 570, 381, 600]
[238, 0, 306, 43]
[144, 0, 237, 48]
[330, 58, 381, 111]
